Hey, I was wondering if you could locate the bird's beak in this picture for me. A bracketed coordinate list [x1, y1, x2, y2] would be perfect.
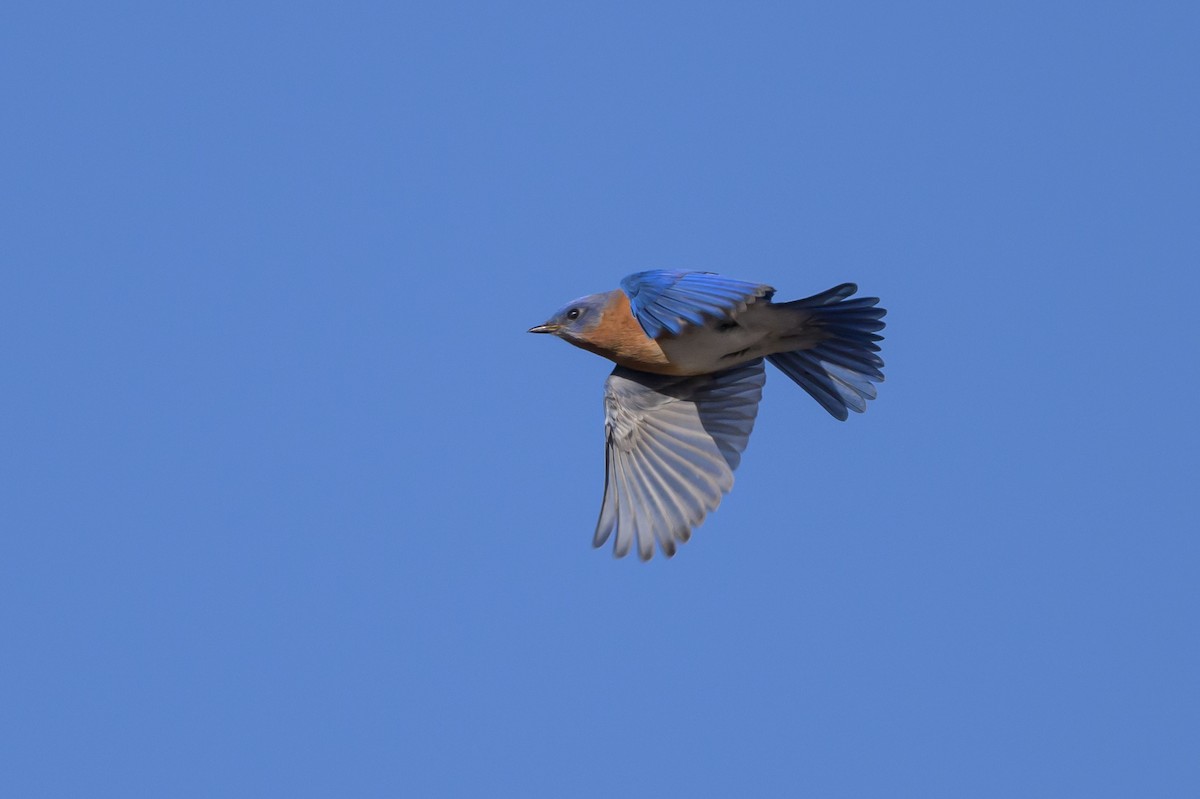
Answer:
[527, 322, 560, 334]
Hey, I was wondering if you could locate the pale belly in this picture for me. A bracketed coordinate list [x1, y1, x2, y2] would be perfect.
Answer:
[657, 303, 817, 375]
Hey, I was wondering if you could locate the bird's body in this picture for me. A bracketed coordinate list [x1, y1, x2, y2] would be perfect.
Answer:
[530, 270, 886, 560]
[656, 300, 830, 375]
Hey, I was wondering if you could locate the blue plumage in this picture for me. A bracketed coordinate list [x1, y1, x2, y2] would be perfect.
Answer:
[620, 270, 773, 338]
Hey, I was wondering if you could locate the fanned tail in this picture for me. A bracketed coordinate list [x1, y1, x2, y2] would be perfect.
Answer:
[767, 283, 886, 421]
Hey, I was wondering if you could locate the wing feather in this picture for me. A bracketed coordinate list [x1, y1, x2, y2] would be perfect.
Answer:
[620, 270, 774, 338]
[596, 359, 766, 559]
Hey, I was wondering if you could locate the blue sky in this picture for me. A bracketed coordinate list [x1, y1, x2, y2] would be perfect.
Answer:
[3, 2, 1197, 796]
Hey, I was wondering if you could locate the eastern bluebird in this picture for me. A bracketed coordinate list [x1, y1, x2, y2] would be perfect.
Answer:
[529, 270, 886, 560]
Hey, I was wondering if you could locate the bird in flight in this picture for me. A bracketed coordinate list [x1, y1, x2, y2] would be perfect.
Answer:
[529, 270, 886, 560]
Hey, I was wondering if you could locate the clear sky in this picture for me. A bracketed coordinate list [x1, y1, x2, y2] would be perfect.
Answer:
[3, 2, 1197, 796]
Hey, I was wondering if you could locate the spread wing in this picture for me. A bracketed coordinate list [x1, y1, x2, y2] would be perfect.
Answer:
[595, 359, 766, 560]
[620, 270, 775, 339]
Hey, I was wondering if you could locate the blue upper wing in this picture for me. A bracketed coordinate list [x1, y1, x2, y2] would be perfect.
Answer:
[620, 270, 774, 338]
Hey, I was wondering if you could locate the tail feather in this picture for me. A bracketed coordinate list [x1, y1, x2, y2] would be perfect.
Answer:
[768, 284, 887, 421]
[798, 283, 859, 305]
[805, 340, 884, 380]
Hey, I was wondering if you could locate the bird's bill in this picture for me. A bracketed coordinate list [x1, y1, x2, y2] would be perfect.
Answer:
[527, 323, 560, 334]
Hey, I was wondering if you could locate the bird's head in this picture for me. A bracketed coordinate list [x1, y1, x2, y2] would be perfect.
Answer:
[527, 291, 613, 344]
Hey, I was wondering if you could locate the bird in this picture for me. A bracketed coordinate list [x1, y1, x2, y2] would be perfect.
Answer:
[529, 270, 886, 560]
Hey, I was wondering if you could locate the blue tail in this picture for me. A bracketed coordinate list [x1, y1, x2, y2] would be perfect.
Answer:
[767, 283, 886, 421]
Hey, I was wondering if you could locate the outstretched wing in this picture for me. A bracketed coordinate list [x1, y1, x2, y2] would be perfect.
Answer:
[596, 359, 766, 560]
[620, 270, 774, 339]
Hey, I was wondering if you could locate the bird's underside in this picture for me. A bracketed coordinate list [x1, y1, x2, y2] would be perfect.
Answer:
[656, 300, 827, 376]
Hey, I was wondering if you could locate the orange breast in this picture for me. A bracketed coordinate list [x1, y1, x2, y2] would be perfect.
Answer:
[571, 291, 685, 375]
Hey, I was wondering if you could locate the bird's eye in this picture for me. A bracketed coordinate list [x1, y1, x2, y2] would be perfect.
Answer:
[566, 308, 581, 321]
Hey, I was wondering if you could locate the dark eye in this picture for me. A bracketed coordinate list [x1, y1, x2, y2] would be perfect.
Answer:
[566, 308, 581, 321]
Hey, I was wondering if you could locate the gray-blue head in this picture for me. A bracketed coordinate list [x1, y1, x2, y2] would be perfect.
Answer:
[527, 291, 615, 343]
